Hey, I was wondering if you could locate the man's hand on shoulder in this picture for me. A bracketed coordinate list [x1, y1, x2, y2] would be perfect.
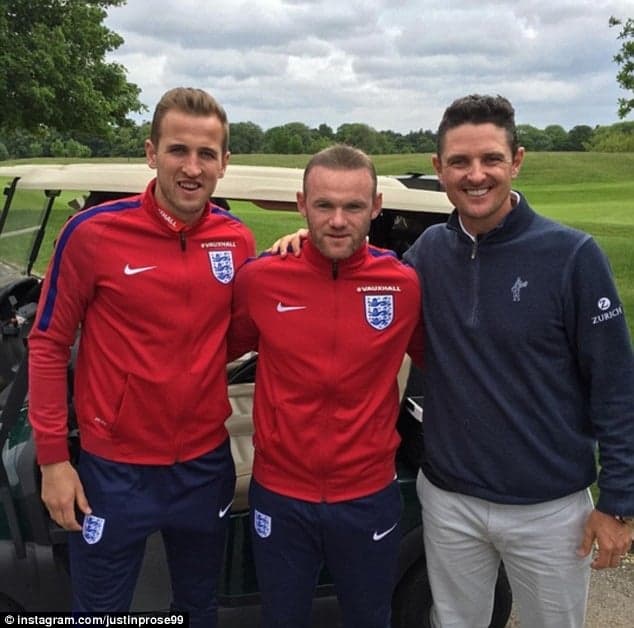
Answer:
[578, 509, 633, 569]
[267, 228, 308, 258]
[40, 460, 92, 531]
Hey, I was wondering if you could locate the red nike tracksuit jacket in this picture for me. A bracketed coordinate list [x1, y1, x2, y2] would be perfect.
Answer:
[229, 239, 423, 503]
[29, 180, 255, 465]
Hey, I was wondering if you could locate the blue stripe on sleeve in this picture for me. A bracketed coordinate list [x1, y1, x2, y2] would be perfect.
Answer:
[38, 200, 140, 331]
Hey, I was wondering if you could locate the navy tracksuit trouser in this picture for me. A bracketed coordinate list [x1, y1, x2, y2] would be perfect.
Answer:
[249, 478, 402, 628]
[69, 440, 235, 628]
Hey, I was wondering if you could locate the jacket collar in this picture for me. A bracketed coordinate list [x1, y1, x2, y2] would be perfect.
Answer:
[143, 178, 212, 234]
[447, 191, 535, 244]
[302, 238, 368, 278]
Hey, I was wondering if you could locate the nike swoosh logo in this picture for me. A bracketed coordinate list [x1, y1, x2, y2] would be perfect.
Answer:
[124, 264, 158, 276]
[372, 522, 398, 542]
[218, 500, 233, 518]
[276, 301, 307, 313]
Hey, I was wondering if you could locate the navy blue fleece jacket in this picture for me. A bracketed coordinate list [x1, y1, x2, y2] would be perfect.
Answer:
[404, 193, 634, 516]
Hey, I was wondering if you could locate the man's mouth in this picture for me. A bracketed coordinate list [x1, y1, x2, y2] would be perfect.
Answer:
[465, 187, 492, 198]
[178, 181, 202, 191]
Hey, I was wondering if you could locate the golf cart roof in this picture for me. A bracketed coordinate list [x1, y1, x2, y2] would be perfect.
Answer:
[0, 162, 452, 214]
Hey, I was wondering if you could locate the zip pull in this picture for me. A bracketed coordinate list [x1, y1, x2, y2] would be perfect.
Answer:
[332, 260, 339, 279]
[470, 239, 478, 260]
[179, 231, 186, 251]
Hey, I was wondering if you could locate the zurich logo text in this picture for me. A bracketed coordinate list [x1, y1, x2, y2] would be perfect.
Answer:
[592, 304, 623, 326]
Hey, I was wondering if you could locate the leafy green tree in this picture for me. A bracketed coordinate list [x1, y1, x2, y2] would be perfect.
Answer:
[377, 130, 403, 154]
[307, 136, 333, 153]
[0, 142, 8, 161]
[287, 134, 304, 154]
[263, 126, 293, 153]
[49, 138, 66, 157]
[65, 138, 91, 158]
[0, 0, 145, 135]
[585, 121, 634, 152]
[405, 129, 436, 153]
[567, 125, 594, 151]
[544, 125, 570, 151]
[1, 128, 45, 157]
[335, 123, 380, 153]
[108, 123, 146, 157]
[263, 123, 312, 153]
[28, 140, 43, 157]
[315, 123, 334, 140]
[517, 125, 552, 151]
[610, 16, 634, 119]
[229, 122, 264, 154]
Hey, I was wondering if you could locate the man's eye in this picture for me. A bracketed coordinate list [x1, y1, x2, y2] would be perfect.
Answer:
[484, 156, 504, 165]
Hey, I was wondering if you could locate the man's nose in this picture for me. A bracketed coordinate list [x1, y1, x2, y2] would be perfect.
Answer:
[182, 153, 203, 176]
[329, 208, 346, 227]
[466, 159, 487, 181]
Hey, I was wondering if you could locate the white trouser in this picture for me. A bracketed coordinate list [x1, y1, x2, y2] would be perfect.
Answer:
[417, 470, 593, 628]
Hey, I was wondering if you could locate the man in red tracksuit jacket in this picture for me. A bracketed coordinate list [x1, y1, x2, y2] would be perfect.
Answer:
[229, 144, 423, 628]
[28, 88, 255, 627]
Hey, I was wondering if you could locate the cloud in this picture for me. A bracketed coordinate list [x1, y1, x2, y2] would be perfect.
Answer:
[106, 0, 633, 133]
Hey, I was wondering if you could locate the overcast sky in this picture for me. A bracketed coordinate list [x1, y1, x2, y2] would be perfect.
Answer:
[105, 0, 633, 134]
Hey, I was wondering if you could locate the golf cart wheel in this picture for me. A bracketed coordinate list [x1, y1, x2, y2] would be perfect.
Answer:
[0, 592, 24, 612]
[391, 558, 432, 628]
[391, 560, 512, 628]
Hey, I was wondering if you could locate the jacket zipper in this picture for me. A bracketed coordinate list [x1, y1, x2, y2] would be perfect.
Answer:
[175, 228, 188, 459]
[471, 237, 478, 259]
[322, 261, 339, 500]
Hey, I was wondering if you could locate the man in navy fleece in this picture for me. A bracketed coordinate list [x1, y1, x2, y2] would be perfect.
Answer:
[404, 94, 634, 628]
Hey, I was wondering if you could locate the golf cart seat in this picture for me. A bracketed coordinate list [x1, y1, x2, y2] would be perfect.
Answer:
[225, 382, 255, 512]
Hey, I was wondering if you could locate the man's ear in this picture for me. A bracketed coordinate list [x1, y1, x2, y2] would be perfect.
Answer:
[431, 154, 443, 184]
[296, 191, 307, 218]
[145, 139, 157, 170]
[371, 192, 383, 220]
[219, 151, 231, 178]
[511, 147, 525, 179]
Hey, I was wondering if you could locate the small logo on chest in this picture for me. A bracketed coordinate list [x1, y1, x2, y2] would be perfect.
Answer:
[511, 277, 528, 302]
[365, 295, 394, 330]
[208, 250, 234, 284]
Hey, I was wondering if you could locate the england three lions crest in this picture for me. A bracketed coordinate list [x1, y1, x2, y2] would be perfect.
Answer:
[365, 295, 394, 330]
[254, 509, 272, 538]
[82, 514, 105, 545]
[208, 251, 234, 284]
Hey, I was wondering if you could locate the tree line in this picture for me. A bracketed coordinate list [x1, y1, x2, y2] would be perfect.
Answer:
[1, 119, 633, 161]
[1, 3, 631, 160]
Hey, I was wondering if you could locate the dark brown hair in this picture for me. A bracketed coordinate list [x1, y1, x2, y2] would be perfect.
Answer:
[436, 94, 519, 157]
